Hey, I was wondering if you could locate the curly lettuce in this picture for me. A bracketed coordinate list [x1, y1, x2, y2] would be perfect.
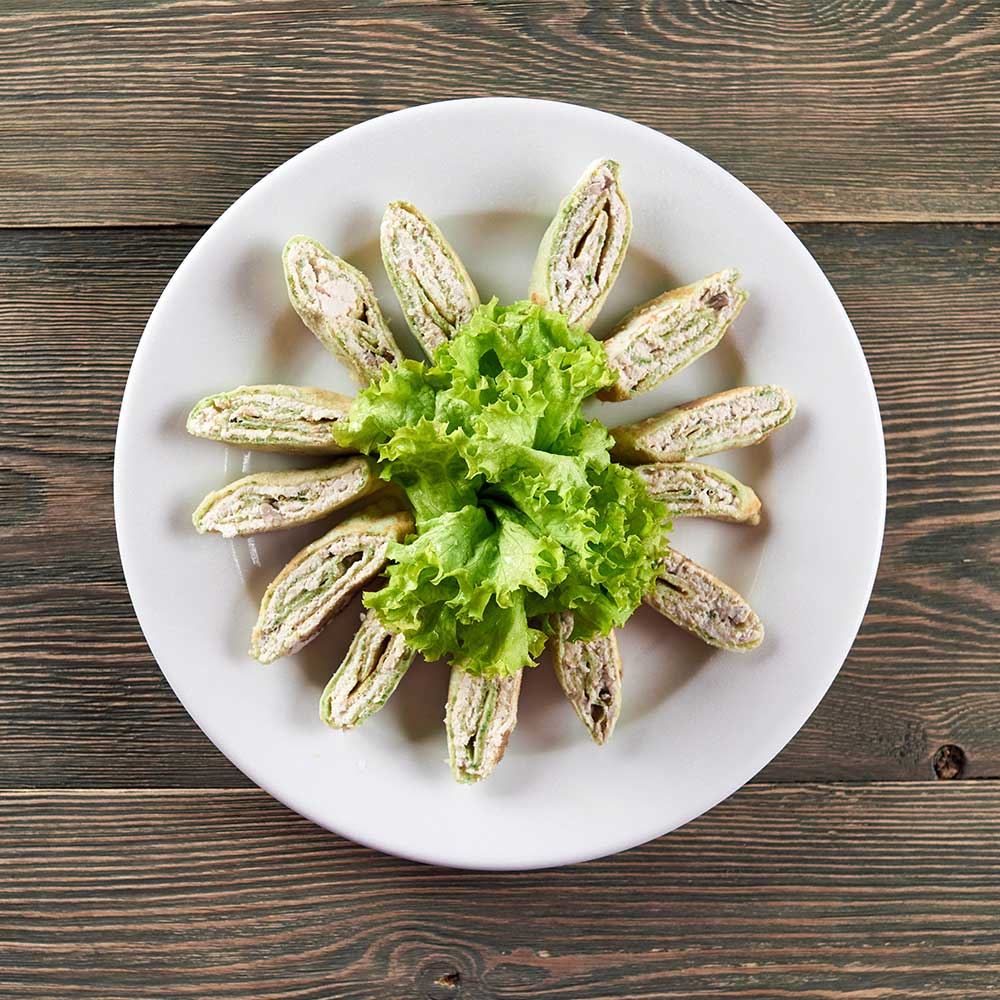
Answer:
[335, 299, 669, 676]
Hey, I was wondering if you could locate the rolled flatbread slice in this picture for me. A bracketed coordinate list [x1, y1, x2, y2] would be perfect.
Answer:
[552, 613, 622, 745]
[283, 236, 404, 385]
[380, 200, 479, 359]
[192, 457, 383, 537]
[644, 547, 763, 651]
[634, 461, 761, 525]
[529, 158, 631, 331]
[186, 384, 353, 455]
[599, 269, 747, 400]
[611, 385, 795, 463]
[445, 668, 523, 784]
[320, 609, 415, 730]
[249, 499, 414, 664]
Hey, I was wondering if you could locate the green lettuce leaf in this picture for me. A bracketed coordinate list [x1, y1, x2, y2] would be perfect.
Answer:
[377, 420, 479, 522]
[341, 298, 669, 677]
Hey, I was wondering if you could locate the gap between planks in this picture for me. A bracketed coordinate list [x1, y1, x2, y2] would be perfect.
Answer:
[1, 219, 998, 234]
[2, 781, 996, 798]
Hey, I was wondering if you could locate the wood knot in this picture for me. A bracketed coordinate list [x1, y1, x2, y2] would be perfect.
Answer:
[933, 744, 966, 780]
[417, 960, 462, 999]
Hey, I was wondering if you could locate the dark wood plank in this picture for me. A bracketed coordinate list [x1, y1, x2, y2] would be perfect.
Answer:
[0, 222, 998, 787]
[2, 783, 1000, 998]
[776, 223, 1000, 781]
[0, 1, 997, 227]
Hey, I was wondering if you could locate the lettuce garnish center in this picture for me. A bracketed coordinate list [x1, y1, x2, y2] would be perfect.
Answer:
[335, 299, 669, 677]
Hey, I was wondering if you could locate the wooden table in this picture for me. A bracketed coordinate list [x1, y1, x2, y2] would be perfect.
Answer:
[2, 3, 998, 998]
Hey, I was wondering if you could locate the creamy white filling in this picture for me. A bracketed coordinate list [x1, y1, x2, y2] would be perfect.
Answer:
[555, 612, 620, 739]
[189, 393, 346, 445]
[279, 538, 378, 609]
[187, 408, 221, 437]
[638, 466, 738, 514]
[615, 314, 711, 385]
[288, 242, 363, 322]
[227, 396, 344, 424]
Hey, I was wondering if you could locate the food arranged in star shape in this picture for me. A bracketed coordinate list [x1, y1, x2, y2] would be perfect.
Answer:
[187, 160, 796, 783]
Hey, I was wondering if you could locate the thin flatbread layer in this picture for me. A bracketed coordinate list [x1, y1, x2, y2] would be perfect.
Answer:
[380, 201, 479, 359]
[529, 159, 631, 331]
[634, 461, 761, 524]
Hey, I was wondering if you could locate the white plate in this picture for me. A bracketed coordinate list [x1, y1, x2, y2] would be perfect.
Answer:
[115, 98, 885, 870]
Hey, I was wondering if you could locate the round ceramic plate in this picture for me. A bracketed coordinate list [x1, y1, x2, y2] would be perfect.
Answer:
[115, 98, 885, 870]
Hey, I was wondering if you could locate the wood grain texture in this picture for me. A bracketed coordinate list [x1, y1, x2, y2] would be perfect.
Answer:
[3, 4, 998, 992]
[2, 784, 1000, 998]
[1, 0, 998, 227]
[0, 222, 997, 788]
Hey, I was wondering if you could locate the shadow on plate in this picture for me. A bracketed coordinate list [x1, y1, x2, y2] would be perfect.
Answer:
[385, 654, 451, 744]
[263, 305, 318, 380]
